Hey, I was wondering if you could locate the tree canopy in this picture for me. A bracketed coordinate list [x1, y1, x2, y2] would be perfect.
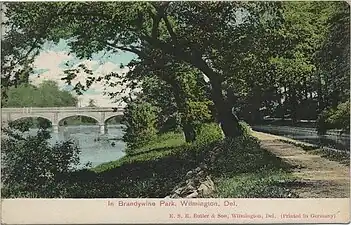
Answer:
[3, 1, 285, 138]
[2, 1, 349, 137]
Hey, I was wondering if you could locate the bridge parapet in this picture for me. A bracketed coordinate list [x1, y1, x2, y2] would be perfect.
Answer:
[1, 107, 124, 113]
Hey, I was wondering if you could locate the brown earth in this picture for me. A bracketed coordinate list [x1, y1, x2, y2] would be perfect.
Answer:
[253, 131, 350, 198]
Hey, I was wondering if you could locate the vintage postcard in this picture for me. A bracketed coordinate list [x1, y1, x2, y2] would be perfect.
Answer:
[1, 0, 350, 224]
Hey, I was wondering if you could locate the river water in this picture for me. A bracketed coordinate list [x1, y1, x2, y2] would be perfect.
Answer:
[49, 124, 126, 168]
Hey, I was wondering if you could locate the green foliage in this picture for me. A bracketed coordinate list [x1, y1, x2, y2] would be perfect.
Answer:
[238, 121, 252, 136]
[137, 76, 180, 132]
[3, 1, 284, 138]
[3, 80, 78, 128]
[1, 5, 39, 106]
[7, 118, 34, 132]
[136, 67, 213, 140]
[317, 100, 350, 134]
[125, 132, 186, 156]
[1, 121, 81, 198]
[1, 119, 295, 198]
[216, 170, 297, 198]
[227, 2, 349, 123]
[3, 1, 349, 131]
[2, 1, 348, 199]
[87, 131, 295, 198]
[122, 101, 158, 151]
[204, 135, 291, 176]
[3, 80, 78, 107]
[184, 100, 214, 125]
[317, 2, 350, 107]
[207, 135, 298, 198]
[194, 123, 224, 145]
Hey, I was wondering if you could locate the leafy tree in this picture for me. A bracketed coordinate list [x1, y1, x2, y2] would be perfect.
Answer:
[1, 120, 80, 198]
[132, 61, 214, 142]
[139, 76, 180, 132]
[232, 1, 347, 124]
[3, 1, 284, 138]
[316, 1, 350, 109]
[220, 2, 350, 126]
[317, 100, 350, 134]
[121, 100, 158, 151]
[3, 80, 78, 107]
[3, 80, 78, 127]
[266, 2, 330, 123]
[1, 3, 40, 106]
[4, 1, 348, 132]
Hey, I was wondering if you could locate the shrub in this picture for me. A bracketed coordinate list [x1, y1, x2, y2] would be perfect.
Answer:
[194, 123, 224, 145]
[192, 121, 251, 146]
[239, 121, 252, 136]
[1, 121, 80, 198]
[184, 100, 214, 124]
[122, 101, 158, 152]
[317, 100, 350, 134]
[7, 118, 33, 131]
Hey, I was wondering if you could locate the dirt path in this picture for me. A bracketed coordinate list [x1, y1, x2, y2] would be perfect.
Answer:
[253, 131, 350, 198]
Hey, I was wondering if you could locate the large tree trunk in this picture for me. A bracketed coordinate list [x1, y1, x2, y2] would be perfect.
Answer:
[316, 71, 325, 113]
[209, 76, 242, 138]
[290, 90, 298, 125]
[174, 100, 196, 143]
[165, 76, 197, 143]
[159, 52, 242, 138]
[189, 59, 242, 138]
[182, 122, 196, 142]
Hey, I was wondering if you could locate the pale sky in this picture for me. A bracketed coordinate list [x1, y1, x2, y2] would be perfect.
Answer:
[30, 39, 137, 107]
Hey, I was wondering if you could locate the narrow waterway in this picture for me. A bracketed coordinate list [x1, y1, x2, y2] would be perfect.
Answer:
[252, 125, 350, 151]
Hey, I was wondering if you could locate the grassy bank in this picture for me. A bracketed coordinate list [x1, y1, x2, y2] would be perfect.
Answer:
[62, 123, 297, 198]
[3, 123, 298, 198]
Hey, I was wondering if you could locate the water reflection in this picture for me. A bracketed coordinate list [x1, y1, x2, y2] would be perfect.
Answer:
[252, 125, 350, 151]
[48, 124, 126, 168]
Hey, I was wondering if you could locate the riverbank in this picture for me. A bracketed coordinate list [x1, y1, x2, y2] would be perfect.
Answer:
[253, 131, 350, 198]
[85, 126, 298, 198]
[4, 122, 348, 199]
[85, 127, 349, 198]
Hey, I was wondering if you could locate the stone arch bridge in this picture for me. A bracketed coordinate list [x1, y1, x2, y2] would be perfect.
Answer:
[1, 107, 124, 134]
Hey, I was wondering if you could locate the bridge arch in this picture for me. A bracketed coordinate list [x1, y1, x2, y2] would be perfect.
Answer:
[6, 116, 53, 130]
[58, 114, 100, 126]
[57, 114, 105, 134]
[104, 114, 123, 124]
[9, 115, 54, 125]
